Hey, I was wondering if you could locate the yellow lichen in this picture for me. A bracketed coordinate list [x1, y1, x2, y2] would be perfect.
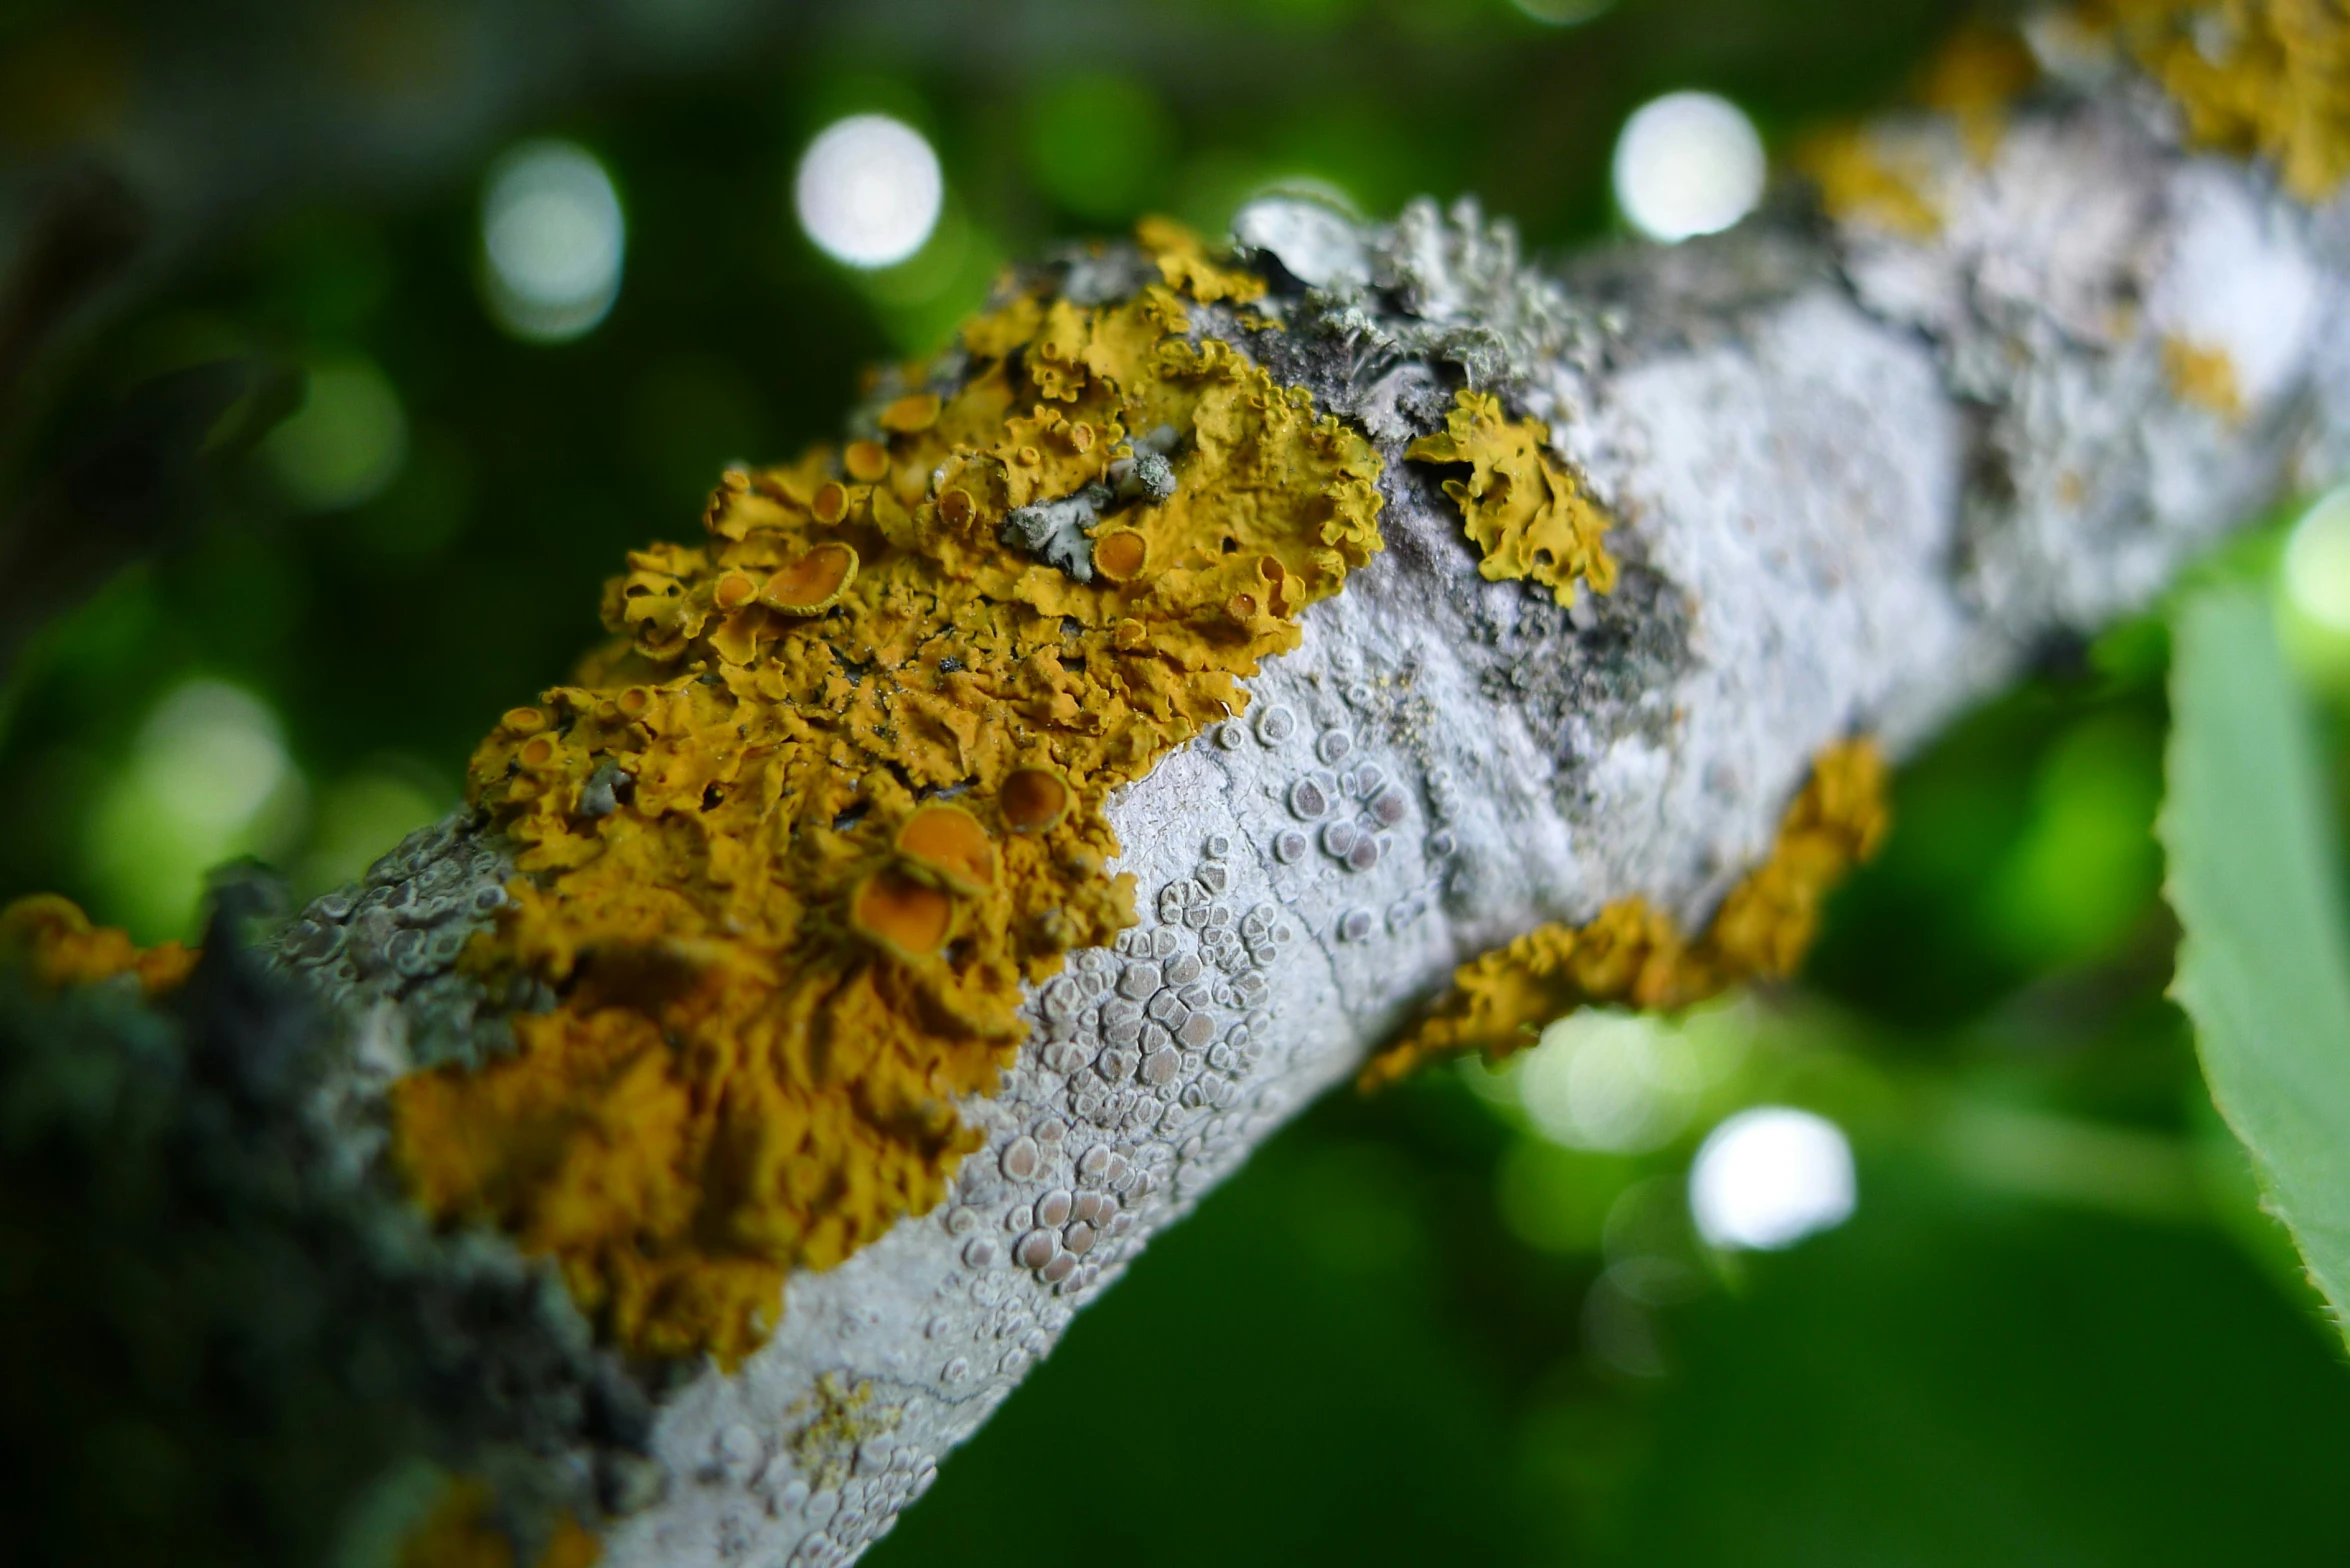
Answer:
[1797, 129, 1946, 238]
[789, 1373, 898, 1494]
[1916, 22, 2039, 159]
[758, 541, 859, 615]
[2079, 0, 2350, 200]
[1135, 215, 1269, 306]
[0, 894, 197, 998]
[1091, 526, 1149, 584]
[849, 867, 957, 960]
[1362, 740, 1888, 1090]
[390, 241, 1387, 1365]
[1001, 765, 1073, 834]
[1406, 389, 1617, 607]
[397, 1478, 600, 1568]
[2163, 337, 2247, 422]
[880, 391, 942, 433]
[895, 803, 998, 894]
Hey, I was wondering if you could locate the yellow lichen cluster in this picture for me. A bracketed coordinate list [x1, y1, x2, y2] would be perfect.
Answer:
[2163, 337, 2248, 422]
[391, 230, 1386, 1365]
[2080, 0, 2350, 200]
[789, 1373, 897, 1494]
[1917, 23, 2041, 156]
[1135, 215, 1270, 306]
[1405, 390, 1616, 607]
[397, 1479, 600, 1568]
[0, 894, 197, 997]
[1799, 132, 1945, 239]
[1361, 740, 1888, 1090]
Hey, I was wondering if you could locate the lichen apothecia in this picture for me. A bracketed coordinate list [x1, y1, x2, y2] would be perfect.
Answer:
[390, 222, 1386, 1365]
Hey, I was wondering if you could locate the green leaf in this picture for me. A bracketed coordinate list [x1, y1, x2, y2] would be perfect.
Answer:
[2163, 584, 2350, 1343]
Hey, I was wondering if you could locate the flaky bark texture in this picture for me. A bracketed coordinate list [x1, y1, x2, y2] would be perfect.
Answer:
[248, 29, 2350, 1568]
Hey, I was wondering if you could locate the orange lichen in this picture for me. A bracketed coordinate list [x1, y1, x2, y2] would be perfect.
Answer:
[850, 868, 956, 960]
[397, 1479, 601, 1568]
[1406, 389, 1617, 607]
[896, 803, 998, 894]
[2079, 0, 2350, 200]
[880, 391, 942, 433]
[391, 234, 1386, 1364]
[2163, 337, 2247, 422]
[1092, 527, 1149, 584]
[758, 541, 860, 615]
[1001, 766, 1072, 834]
[0, 894, 197, 998]
[1362, 740, 1888, 1089]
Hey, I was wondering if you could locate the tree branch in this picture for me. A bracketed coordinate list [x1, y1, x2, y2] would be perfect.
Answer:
[17, 14, 2349, 1566]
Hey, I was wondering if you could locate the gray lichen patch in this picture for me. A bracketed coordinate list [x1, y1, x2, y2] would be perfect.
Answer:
[270, 811, 528, 1073]
[1233, 211, 1699, 818]
[1052, 239, 1160, 307]
[1237, 193, 1610, 399]
[999, 423, 1183, 583]
[1813, 103, 2331, 641]
[1470, 563, 1693, 777]
[1000, 483, 1112, 581]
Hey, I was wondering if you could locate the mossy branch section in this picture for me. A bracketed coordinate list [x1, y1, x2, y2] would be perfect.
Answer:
[1362, 740, 1888, 1089]
[0, 884, 646, 1568]
[389, 231, 1386, 1367]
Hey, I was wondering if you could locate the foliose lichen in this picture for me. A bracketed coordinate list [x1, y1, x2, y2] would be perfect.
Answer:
[1361, 740, 1888, 1089]
[399, 1477, 601, 1568]
[0, 893, 198, 996]
[1405, 388, 1617, 607]
[389, 222, 1387, 1366]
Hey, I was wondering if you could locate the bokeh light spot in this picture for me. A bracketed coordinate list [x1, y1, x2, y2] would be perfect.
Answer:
[262, 355, 408, 511]
[1520, 1009, 1702, 1154]
[1689, 1106, 1856, 1251]
[1611, 90, 1765, 242]
[298, 765, 450, 896]
[479, 139, 626, 343]
[85, 679, 308, 941]
[795, 114, 943, 269]
[2285, 487, 2350, 636]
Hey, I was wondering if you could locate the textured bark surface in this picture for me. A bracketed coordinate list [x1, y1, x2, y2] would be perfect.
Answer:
[258, 46, 2350, 1568]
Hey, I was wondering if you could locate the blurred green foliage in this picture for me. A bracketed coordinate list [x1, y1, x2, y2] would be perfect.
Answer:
[5, 0, 2350, 1561]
